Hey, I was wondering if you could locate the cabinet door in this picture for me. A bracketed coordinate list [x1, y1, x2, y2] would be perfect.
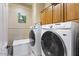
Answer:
[45, 5, 53, 24]
[64, 3, 76, 21]
[40, 10, 46, 25]
[76, 3, 79, 19]
[53, 4, 63, 23]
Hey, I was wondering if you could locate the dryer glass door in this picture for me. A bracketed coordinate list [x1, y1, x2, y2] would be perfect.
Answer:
[41, 31, 66, 56]
[29, 30, 35, 46]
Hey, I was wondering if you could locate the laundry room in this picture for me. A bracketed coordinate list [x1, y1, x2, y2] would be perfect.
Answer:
[0, 3, 79, 56]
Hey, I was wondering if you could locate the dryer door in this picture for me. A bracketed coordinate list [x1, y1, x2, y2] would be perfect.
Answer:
[41, 31, 66, 56]
[29, 30, 35, 46]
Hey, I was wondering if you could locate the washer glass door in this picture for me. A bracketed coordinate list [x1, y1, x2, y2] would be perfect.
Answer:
[41, 31, 66, 56]
[29, 30, 35, 46]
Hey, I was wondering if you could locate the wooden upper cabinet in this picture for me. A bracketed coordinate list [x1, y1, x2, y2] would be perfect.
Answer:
[75, 4, 79, 19]
[40, 10, 46, 25]
[53, 4, 63, 23]
[64, 3, 76, 21]
[40, 5, 53, 25]
[45, 5, 53, 24]
[40, 3, 79, 25]
[71, 3, 79, 22]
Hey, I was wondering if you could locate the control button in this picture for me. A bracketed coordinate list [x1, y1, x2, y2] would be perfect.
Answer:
[63, 34, 67, 36]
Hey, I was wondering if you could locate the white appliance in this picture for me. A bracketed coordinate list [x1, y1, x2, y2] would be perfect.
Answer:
[41, 21, 79, 56]
[13, 39, 31, 56]
[0, 46, 7, 56]
[29, 24, 41, 56]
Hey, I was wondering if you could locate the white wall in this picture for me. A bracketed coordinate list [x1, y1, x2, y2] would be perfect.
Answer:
[8, 3, 32, 46]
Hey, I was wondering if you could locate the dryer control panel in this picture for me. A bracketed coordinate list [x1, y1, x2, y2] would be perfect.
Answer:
[52, 22, 73, 29]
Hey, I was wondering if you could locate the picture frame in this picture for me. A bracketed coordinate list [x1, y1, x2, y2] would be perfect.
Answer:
[18, 12, 26, 23]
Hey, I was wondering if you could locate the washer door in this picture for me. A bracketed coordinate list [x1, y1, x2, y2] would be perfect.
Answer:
[41, 31, 66, 56]
[29, 30, 35, 46]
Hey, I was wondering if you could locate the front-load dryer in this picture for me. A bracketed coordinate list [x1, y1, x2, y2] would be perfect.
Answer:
[29, 24, 41, 56]
[41, 21, 79, 56]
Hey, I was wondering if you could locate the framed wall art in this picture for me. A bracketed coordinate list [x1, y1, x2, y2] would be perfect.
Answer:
[18, 12, 26, 23]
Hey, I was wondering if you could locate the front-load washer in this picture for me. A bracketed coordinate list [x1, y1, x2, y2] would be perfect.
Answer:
[41, 21, 79, 56]
[29, 24, 41, 56]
